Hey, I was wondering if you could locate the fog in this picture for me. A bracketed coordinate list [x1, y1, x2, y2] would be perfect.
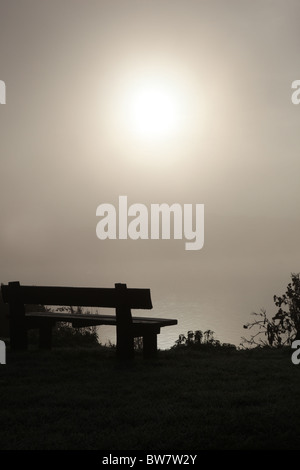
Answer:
[1, 0, 300, 346]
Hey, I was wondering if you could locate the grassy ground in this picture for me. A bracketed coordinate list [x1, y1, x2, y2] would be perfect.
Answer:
[0, 345, 300, 450]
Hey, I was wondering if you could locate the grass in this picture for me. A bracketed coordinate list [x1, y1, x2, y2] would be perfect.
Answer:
[0, 345, 300, 450]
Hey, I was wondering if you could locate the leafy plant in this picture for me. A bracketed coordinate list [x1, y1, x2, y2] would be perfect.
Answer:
[134, 336, 143, 351]
[241, 273, 300, 348]
[27, 305, 99, 347]
[172, 329, 235, 350]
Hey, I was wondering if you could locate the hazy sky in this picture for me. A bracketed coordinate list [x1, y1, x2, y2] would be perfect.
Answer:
[1, 0, 300, 346]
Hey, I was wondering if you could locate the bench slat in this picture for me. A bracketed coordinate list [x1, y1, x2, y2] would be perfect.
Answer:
[1, 285, 153, 309]
[25, 311, 177, 327]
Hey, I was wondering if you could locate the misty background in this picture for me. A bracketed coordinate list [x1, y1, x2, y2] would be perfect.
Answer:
[1, 0, 300, 348]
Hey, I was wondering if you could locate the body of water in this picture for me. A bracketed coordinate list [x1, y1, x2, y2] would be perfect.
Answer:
[96, 297, 254, 350]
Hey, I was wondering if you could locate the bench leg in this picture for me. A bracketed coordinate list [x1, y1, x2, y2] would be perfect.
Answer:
[39, 321, 53, 350]
[115, 284, 135, 361]
[143, 333, 157, 359]
[8, 281, 28, 351]
[116, 324, 134, 361]
[10, 320, 28, 351]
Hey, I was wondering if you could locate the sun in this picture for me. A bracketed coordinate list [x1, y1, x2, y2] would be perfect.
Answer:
[128, 83, 181, 140]
[121, 78, 185, 142]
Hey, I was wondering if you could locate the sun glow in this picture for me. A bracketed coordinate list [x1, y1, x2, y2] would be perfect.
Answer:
[98, 62, 208, 166]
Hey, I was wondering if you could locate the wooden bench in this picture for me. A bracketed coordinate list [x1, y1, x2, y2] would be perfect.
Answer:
[1, 281, 177, 359]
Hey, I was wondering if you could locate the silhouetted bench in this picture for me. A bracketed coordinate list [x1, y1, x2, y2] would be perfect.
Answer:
[1, 281, 177, 359]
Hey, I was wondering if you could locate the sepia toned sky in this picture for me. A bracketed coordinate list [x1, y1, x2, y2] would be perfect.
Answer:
[1, 0, 300, 346]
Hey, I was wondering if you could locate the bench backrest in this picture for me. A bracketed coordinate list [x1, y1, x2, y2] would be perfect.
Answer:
[1, 282, 153, 310]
